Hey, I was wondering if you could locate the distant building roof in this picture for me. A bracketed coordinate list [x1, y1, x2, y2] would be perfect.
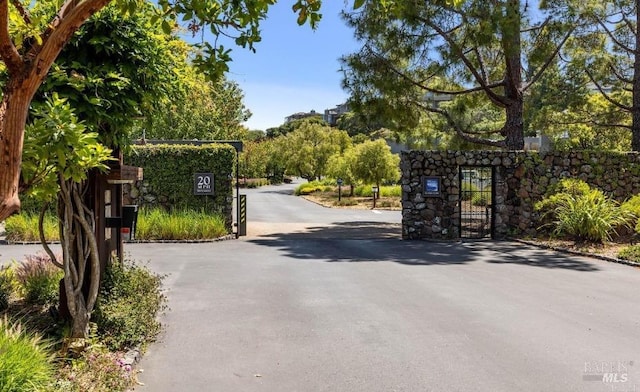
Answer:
[285, 110, 320, 123]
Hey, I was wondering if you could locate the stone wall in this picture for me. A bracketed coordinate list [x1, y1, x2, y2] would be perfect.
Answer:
[401, 150, 640, 240]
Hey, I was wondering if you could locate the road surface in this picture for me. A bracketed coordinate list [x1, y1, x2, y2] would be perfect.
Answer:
[131, 181, 640, 391]
[3, 181, 639, 391]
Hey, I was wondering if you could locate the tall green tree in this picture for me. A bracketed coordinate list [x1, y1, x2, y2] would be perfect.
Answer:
[326, 148, 357, 195]
[341, 0, 580, 150]
[351, 139, 399, 189]
[335, 111, 384, 137]
[239, 138, 286, 181]
[140, 72, 252, 141]
[21, 96, 113, 339]
[543, 93, 631, 150]
[570, 0, 640, 150]
[20, 4, 189, 339]
[36, 4, 182, 146]
[523, 57, 589, 138]
[0, 0, 327, 221]
[265, 115, 325, 138]
[282, 120, 351, 181]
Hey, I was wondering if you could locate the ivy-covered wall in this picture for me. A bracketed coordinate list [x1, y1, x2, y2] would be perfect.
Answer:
[123, 144, 235, 230]
[401, 150, 640, 240]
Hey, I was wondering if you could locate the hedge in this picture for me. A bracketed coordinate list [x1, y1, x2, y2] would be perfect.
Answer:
[124, 143, 235, 230]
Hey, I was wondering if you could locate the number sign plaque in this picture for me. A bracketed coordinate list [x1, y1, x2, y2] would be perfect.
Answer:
[194, 173, 214, 195]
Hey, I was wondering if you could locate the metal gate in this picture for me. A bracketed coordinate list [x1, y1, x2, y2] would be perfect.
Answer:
[459, 166, 494, 239]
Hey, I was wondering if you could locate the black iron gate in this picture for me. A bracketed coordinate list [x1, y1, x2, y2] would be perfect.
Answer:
[459, 166, 494, 239]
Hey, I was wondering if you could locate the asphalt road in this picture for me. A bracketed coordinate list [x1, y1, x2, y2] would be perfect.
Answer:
[2, 181, 639, 391]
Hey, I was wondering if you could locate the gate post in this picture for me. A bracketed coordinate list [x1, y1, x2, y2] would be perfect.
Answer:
[238, 194, 247, 237]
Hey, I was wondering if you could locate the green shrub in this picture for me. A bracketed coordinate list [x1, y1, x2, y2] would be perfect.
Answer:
[15, 253, 63, 306]
[241, 178, 269, 188]
[0, 316, 55, 392]
[0, 266, 16, 311]
[471, 191, 491, 207]
[353, 185, 401, 197]
[460, 182, 479, 201]
[618, 244, 640, 263]
[295, 181, 324, 195]
[535, 178, 591, 212]
[547, 178, 591, 197]
[317, 178, 338, 186]
[380, 185, 401, 197]
[135, 208, 228, 240]
[4, 212, 59, 242]
[13, 196, 56, 216]
[95, 260, 167, 351]
[322, 185, 335, 192]
[54, 344, 134, 392]
[535, 183, 632, 243]
[621, 194, 640, 234]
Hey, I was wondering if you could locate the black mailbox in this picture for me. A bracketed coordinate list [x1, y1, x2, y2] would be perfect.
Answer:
[121, 205, 138, 241]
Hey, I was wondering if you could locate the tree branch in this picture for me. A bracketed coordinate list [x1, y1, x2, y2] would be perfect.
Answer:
[413, 14, 509, 106]
[522, 17, 551, 33]
[370, 48, 504, 100]
[523, 25, 576, 92]
[39, 202, 64, 269]
[9, 0, 30, 25]
[0, 0, 23, 72]
[597, 17, 634, 54]
[72, 182, 100, 313]
[26, 0, 111, 82]
[585, 68, 632, 111]
[608, 62, 633, 85]
[414, 100, 505, 148]
[59, 177, 78, 318]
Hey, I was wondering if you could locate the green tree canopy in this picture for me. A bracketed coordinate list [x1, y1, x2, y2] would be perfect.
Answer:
[281, 120, 351, 181]
[341, 0, 581, 150]
[0, 0, 334, 221]
[35, 3, 184, 148]
[351, 139, 399, 187]
[139, 73, 251, 141]
[568, 0, 640, 150]
[265, 115, 326, 138]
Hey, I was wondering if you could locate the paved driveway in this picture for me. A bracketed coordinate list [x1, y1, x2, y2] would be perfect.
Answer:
[2, 182, 639, 391]
[131, 183, 640, 392]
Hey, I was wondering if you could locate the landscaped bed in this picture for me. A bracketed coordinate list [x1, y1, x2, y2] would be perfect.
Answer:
[0, 255, 166, 391]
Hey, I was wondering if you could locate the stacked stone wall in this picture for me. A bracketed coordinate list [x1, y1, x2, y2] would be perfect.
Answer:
[401, 150, 640, 240]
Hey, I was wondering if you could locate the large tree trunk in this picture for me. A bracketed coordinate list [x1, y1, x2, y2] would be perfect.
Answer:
[500, 0, 525, 151]
[58, 177, 101, 339]
[504, 100, 525, 150]
[0, 81, 36, 220]
[0, 0, 113, 223]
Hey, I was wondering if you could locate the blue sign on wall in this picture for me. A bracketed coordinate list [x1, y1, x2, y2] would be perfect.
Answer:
[423, 176, 441, 196]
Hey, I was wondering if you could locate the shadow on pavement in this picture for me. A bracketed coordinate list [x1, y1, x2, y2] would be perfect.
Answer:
[463, 241, 600, 271]
[248, 222, 600, 271]
[254, 188, 296, 196]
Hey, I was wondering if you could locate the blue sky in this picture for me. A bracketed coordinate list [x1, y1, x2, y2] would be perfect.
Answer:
[218, 2, 361, 131]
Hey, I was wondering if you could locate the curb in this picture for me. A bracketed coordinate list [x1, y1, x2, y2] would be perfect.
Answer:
[300, 195, 400, 211]
[1, 234, 236, 246]
[511, 238, 640, 268]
